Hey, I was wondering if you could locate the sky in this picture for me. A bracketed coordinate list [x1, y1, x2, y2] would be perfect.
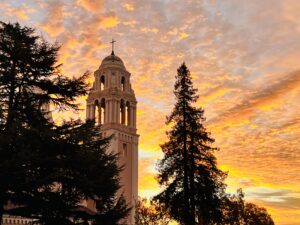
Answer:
[1, 0, 300, 224]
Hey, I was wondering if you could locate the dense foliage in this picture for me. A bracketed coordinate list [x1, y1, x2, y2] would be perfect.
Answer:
[135, 198, 171, 225]
[0, 22, 128, 225]
[222, 189, 274, 225]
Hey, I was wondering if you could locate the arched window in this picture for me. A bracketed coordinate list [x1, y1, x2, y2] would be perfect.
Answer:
[122, 143, 127, 156]
[125, 101, 130, 126]
[100, 75, 105, 90]
[94, 99, 105, 125]
[120, 99, 125, 124]
[94, 100, 100, 125]
[121, 76, 125, 91]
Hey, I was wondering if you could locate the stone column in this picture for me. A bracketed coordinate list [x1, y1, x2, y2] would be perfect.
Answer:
[105, 100, 109, 123]
[111, 99, 115, 123]
[108, 100, 112, 123]
[121, 104, 125, 125]
[133, 106, 136, 128]
[86, 104, 90, 120]
[110, 100, 113, 123]
[116, 100, 120, 123]
[110, 99, 114, 123]
[130, 106, 134, 127]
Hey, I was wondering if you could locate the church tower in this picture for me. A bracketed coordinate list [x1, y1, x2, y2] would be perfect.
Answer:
[86, 45, 138, 224]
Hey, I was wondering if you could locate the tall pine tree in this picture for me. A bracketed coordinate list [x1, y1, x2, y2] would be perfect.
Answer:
[0, 22, 128, 225]
[155, 63, 227, 225]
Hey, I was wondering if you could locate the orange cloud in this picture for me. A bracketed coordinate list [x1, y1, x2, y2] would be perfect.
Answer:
[99, 14, 120, 28]
[179, 32, 189, 39]
[213, 70, 300, 124]
[76, 0, 104, 13]
[0, 2, 35, 21]
[141, 27, 159, 33]
[41, 0, 65, 37]
[122, 3, 134, 11]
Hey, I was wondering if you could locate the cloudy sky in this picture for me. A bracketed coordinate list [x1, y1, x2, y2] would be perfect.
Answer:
[1, 0, 300, 224]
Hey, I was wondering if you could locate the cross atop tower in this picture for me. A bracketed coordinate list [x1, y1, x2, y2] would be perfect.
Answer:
[110, 38, 116, 55]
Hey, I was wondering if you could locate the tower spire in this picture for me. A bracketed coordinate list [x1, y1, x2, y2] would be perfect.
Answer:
[110, 38, 116, 55]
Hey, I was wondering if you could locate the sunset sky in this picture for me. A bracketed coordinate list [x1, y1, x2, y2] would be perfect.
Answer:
[1, 0, 300, 224]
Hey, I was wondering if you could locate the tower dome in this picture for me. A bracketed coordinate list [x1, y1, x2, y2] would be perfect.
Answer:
[100, 51, 126, 69]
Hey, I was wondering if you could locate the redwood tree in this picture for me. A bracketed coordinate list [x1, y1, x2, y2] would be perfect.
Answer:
[155, 63, 227, 225]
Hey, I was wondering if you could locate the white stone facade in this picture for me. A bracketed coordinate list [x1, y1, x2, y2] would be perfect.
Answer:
[86, 51, 139, 225]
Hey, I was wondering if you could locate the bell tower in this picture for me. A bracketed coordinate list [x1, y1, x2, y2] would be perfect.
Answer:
[86, 47, 138, 224]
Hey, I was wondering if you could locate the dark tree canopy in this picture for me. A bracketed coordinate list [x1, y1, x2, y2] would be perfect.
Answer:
[222, 189, 275, 225]
[0, 22, 128, 225]
[0, 22, 88, 129]
[243, 203, 274, 225]
[155, 63, 227, 225]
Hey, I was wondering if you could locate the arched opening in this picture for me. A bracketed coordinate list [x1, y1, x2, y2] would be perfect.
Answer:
[100, 75, 105, 90]
[125, 101, 130, 126]
[120, 99, 125, 124]
[100, 98, 105, 124]
[122, 143, 127, 156]
[121, 76, 125, 91]
[94, 99, 105, 125]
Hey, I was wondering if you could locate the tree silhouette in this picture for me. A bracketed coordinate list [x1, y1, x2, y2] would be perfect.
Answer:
[243, 203, 274, 225]
[0, 22, 128, 225]
[222, 189, 274, 225]
[155, 63, 227, 225]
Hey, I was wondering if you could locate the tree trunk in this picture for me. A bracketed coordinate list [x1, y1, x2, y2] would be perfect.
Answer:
[189, 142, 196, 225]
[182, 103, 191, 225]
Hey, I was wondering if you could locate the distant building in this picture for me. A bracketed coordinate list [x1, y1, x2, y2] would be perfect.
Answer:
[1, 215, 35, 225]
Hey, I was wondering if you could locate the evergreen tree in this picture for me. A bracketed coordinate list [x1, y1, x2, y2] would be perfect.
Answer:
[155, 63, 227, 225]
[0, 22, 128, 225]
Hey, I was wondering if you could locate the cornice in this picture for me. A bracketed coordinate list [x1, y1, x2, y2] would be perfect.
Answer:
[100, 123, 139, 136]
[87, 88, 137, 103]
